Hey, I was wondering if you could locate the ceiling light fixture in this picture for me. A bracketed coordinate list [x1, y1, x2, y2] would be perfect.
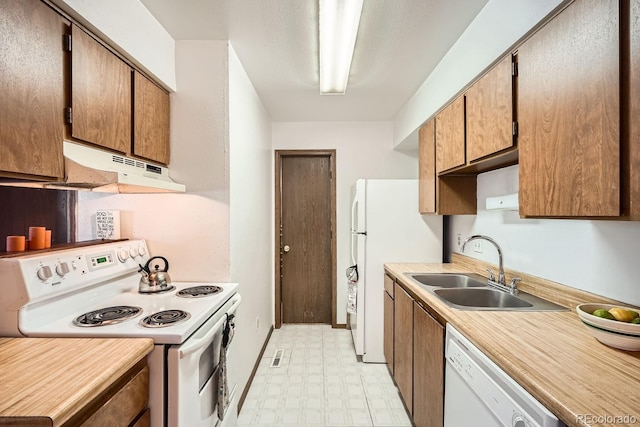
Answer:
[319, 0, 364, 95]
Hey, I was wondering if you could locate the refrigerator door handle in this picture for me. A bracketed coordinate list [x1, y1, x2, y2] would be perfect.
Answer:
[351, 231, 366, 266]
[351, 194, 358, 232]
[351, 232, 357, 266]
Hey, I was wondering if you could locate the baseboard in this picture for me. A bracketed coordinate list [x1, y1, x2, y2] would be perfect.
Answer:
[237, 325, 274, 413]
[333, 323, 347, 329]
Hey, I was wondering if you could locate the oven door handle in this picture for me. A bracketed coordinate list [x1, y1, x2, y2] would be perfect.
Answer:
[179, 294, 242, 359]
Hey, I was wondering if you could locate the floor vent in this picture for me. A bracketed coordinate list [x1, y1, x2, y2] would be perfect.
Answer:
[270, 349, 284, 368]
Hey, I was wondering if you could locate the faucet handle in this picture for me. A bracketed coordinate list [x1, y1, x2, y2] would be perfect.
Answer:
[509, 277, 522, 290]
[485, 268, 495, 281]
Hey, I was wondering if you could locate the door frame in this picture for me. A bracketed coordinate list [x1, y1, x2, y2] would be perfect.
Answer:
[274, 149, 337, 328]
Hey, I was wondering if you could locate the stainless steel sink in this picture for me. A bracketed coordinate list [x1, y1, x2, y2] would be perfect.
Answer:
[404, 272, 568, 311]
[432, 287, 567, 311]
[433, 288, 532, 308]
[407, 273, 487, 288]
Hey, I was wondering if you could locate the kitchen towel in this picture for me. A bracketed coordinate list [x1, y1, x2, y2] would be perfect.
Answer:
[346, 265, 358, 315]
[218, 313, 235, 421]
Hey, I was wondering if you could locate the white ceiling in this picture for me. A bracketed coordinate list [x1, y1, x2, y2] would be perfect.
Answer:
[140, 0, 489, 122]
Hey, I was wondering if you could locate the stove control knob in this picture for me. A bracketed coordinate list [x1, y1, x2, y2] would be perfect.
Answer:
[117, 249, 130, 263]
[138, 246, 147, 256]
[129, 247, 139, 258]
[37, 265, 53, 281]
[55, 262, 70, 277]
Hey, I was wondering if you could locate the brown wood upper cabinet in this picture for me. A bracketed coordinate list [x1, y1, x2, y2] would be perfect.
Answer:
[419, 119, 477, 215]
[628, 0, 640, 218]
[133, 71, 170, 165]
[465, 55, 515, 162]
[0, 0, 65, 179]
[70, 24, 132, 154]
[413, 302, 444, 427]
[518, 0, 620, 217]
[435, 96, 465, 173]
[70, 26, 171, 165]
[418, 120, 436, 213]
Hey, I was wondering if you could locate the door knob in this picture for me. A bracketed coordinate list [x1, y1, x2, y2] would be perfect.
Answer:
[283, 245, 291, 253]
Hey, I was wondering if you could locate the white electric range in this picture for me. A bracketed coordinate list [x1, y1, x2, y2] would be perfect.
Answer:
[0, 240, 241, 427]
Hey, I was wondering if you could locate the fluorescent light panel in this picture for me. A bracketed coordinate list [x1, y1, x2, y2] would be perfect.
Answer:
[319, 0, 364, 94]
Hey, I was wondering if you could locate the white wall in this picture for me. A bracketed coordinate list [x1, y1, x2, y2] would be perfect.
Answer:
[272, 122, 419, 324]
[77, 40, 230, 282]
[50, 0, 176, 90]
[228, 44, 274, 399]
[450, 165, 640, 307]
[393, 0, 568, 149]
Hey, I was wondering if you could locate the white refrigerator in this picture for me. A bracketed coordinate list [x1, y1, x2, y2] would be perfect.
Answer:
[349, 179, 443, 363]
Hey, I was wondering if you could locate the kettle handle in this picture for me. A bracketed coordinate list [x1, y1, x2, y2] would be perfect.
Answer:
[145, 256, 169, 273]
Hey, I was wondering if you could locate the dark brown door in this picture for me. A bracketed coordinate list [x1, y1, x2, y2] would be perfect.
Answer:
[278, 153, 334, 324]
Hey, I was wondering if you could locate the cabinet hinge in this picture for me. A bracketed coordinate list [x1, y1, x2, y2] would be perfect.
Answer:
[63, 34, 72, 52]
[65, 107, 73, 124]
[512, 121, 518, 137]
[511, 61, 518, 77]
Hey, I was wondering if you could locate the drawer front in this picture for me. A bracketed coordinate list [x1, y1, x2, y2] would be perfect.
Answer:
[80, 365, 149, 427]
[131, 409, 150, 427]
[384, 274, 395, 298]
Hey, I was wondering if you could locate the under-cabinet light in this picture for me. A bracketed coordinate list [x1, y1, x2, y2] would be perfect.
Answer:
[319, 0, 364, 94]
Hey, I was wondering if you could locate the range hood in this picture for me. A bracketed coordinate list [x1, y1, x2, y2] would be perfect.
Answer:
[2, 141, 186, 193]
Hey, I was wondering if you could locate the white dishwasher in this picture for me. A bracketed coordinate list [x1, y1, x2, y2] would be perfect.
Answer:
[444, 324, 566, 427]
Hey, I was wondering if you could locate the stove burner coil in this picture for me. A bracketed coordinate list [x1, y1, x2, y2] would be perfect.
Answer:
[140, 310, 191, 328]
[138, 284, 176, 294]
[73, 306, 142, 327]
[176, 285, 223, 298]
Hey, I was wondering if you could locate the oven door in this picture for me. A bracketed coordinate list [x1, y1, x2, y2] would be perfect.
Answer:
[167, 294, 241, 427]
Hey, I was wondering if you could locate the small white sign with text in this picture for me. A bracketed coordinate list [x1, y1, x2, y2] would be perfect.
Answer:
[96, 210, 121, 239]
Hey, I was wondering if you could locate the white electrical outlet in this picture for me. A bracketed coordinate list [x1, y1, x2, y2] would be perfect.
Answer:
[457, 234, 461, 247]
[255, 316, 260, 330]
[473, 240, 483, 253]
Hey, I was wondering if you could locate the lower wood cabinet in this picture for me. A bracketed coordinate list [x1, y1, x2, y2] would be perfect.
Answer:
[74, 361, 149, 427]
[388, 278, 445, 427]
[413, 302, 444, 427]
[383, 275, 395, 374]
[393, 283, 414, 414]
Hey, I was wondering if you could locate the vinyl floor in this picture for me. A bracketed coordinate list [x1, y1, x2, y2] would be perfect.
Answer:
[237, 324, 412, 427]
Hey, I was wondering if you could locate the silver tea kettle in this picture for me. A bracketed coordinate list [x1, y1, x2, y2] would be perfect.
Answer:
[138, 256, 174, 293]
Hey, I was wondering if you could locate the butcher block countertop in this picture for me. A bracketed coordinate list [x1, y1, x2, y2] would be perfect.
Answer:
[385, 255, 640, 427]
[0, 337, 153, 426]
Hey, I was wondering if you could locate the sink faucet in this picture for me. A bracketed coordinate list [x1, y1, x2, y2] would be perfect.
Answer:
[461, 235, 520, 295]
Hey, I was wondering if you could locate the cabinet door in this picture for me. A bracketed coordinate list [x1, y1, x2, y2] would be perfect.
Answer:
[629, 0, 640, 217]
[71, 24, 131, 154]
[418, 120, 436, 213]
[435, 96, 465, 173]
[413, 302, 444, 427]
[466, 55, 514, 162]
[518, 0, 619, 217]
[383, 289, 394, 374]
[133, 71, 170, 165]
[0, 0, 64, 179]
[393, 283, 413, 414]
